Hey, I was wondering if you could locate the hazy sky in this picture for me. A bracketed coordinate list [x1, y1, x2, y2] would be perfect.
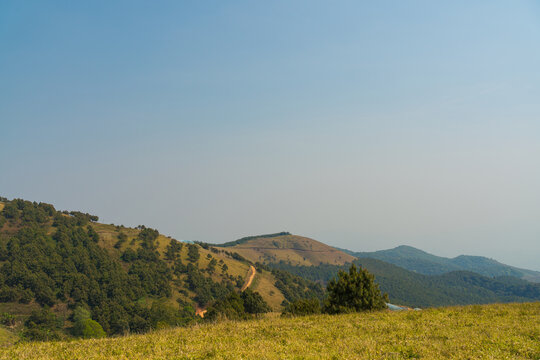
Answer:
[1, 1, 540, 270]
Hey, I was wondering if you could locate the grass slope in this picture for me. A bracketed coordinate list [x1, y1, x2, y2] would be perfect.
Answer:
[217, 233, 356, 266]
[1, 303, 539, 359]
[0, 327, 17, 347]
[90, 223, 285, 311]
[347, 245, 540, 282]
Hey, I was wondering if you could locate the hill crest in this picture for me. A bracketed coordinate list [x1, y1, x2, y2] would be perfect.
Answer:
[216, 233, 356, 266]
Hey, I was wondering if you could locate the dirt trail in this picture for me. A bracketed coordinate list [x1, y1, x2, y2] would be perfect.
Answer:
[241, 265, 256, 292]
[195, 306, 207, 318]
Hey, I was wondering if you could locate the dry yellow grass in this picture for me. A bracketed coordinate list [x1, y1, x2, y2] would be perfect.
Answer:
[0, 327, 17, 348]
[217, 234, 356, 266]
[248, 270, 284, 311]
[1, 303, 538, 359]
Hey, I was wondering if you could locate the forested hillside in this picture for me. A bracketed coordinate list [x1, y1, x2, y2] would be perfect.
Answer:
[271, 258, 540, 308]
[0, 198, 323, 341]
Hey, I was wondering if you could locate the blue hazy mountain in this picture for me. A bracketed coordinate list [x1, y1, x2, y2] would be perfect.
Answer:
[341, 245, 540, 283]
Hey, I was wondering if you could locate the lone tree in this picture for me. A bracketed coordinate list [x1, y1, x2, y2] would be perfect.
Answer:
[324, 263, 388, 314]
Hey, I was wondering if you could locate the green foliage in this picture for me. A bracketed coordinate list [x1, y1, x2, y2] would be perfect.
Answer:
[72, 307, 105, 338]
[127, 248, 172, 297]
[282, 298, 321, 316]
[205, 289, 271, 321]
[148, 300, 193, 329]
[0, 313, 15, 327]
[114, 232, 127, 249]
[0, 199, 177, 336]
[218, 232, 291, 247]
[271, 259, 540, 308]
[2, 202, 20, 220]
[78, 319, 106, 339]
[187, 244, 200, 263]
[207, 258, 217, 274]
[165, 239, 182, 261]
[185, 264, 232, 306]
[241, 289, 271, 314]
[121, 248, 138, 262]
[324, 264, 388, 314]
[271, 268, 325, 304]
[23, 308, 63, 341]
[205, 291, 246, 321]
[137, 228, 159, 250]
[231, 252, 248, 262]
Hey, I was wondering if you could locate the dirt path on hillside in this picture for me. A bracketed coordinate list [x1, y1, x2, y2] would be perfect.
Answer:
[241, 265, 256, 291]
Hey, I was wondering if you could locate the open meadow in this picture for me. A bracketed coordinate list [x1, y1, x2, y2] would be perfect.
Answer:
[1, 302, 538, 360]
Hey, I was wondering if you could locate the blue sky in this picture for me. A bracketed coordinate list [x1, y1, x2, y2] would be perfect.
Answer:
[1, 1, 540, 270]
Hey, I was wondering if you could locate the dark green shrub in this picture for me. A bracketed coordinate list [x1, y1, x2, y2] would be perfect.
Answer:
[282, 298, 321, 316]
[323, 264, 388, 314]
[241, 289, 271, 315]
[23, 308, 63, 341]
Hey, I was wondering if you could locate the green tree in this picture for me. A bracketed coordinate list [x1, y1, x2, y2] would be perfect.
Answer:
[323, 264, 388, 314]
[282, 298, 321, 317]
[240, 289, 271, 315]
[207, 258, 217, 274]
[205, 291, 246, 321]
[114, 232, 128, 249]
[23, 308, 63, 341]
[2, 202, 19, 220]
[72, 306, 106, 338]
[187, 244, 200, 263]
[165, 239, 182, 261]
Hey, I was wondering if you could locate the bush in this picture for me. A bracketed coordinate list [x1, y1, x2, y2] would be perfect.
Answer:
[205, 290, 271, 321]
[241, 289, 271, 315]
[0, 313, 15, 326]
[205, 291, 246, 321]
[77, 319, 106, 338]
[72, 306, 105, 338]
[282, 298, 321, 317]
[114, 232, 128, 249]
[323, 264, 388, 314]
[187, 244, 200, 263]
[23, 308, 63, 341]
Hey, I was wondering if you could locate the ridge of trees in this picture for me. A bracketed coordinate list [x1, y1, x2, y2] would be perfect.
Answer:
[217, 232, 291, 247]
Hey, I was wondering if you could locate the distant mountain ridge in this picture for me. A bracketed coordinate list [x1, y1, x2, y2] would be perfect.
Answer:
[271, 257, 540, 308]
[340, 245, 540, 283]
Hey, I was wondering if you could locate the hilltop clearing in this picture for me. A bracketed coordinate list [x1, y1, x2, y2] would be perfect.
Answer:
[217, 233, 355, 266]
[1, 302, 538, 359]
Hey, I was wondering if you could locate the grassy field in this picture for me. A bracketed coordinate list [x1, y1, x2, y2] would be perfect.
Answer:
[1, 302, 538, 359]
